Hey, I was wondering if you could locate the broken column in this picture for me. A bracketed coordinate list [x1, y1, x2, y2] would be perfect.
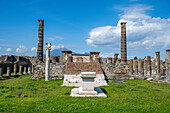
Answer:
[19, 65, 23, 75]
[114, 54, 119, 64]
[120, 22, 127, 64]
[138, 59, 144, 76]
[13, 64, 17, 75]
[147, 56, 151, 76]
[107, 57, 112, 64]
[129, 59, 133, 75]
[90, 51, 100, 62]
[23, 66, 27, 75]
[7, 67, 11, 77]
[156, 51, 160, 74]
[166, 49, 170, 82]
[134, 60, 138, 76]
[45, 43, 51, 81]
[36, 20, 44, 62]
[0, 66, 3, 76]
[28, 67, 32, 74]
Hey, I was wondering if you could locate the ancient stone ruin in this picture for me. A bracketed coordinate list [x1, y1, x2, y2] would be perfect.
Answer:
[1, 20, 170, 85]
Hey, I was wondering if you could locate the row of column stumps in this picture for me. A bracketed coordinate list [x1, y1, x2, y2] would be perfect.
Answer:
[0, 65, 32, 77]
[129, 51, 161, 77]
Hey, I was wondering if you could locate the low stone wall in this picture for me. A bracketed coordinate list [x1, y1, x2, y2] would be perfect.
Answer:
[33, 62, 65, 78]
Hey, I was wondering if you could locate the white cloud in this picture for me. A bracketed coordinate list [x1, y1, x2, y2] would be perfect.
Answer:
[86, 4, 170, 50]
[51, 44, 64, 51]
[6, 48, 12, 52]
[31, 47, 36, 52]
[16, 45, 28, 54]
[100, 53, 114, 58]
[47, 36, 64, 41]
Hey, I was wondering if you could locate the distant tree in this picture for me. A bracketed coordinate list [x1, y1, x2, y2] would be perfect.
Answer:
[134, 56, 138, 59]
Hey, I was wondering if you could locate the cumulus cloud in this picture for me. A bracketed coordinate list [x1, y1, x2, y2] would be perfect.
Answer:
[16, 45, 28, 54]
[31, 47, 36, 52]
[6, 48, 12, 52]
[86, 4, 170, 50]
[51, 44, 64, 51]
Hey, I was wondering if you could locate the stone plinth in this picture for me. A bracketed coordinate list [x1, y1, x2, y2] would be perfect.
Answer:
[70, 71, 107, 97]
[79, 72, 97, 95]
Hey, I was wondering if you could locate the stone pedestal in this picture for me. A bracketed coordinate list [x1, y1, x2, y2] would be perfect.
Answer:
[70, 71, 107, 97]
[19, 66, 23, 75]
[45, 43, 51, 81]
[14, 64, 17, 75]
[79, 72, 97, 95]
[7, 67, 11, 77]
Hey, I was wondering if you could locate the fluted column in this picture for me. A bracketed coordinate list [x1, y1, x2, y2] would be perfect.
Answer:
[19, 66, 23, 75]
[45, 43, 51, 81]
[7, 67, 11, 77]
[156, 51, 160, 74]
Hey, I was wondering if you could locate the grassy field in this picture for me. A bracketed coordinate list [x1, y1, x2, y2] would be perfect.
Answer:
[0, 75, 170, 113]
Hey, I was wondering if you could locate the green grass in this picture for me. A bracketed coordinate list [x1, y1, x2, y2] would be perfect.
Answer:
[0, 75, 170, 113]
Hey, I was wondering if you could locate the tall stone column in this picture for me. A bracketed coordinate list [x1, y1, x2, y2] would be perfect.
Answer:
[19, 65, 23, 75]
[114, 54, 119, 64]
[37, 20, 44, 62]
[147, 56, 151, 77]
[0, 66, 3, 76]
[45, 43, 51, 81]
[156, 51, 160, 74]
[13, 64, 17, 75]
[7, 67, 11, 77]
[134, 60, 138, 76]
[23, 66, 27, 75]
[129, 59, 133, 75]
[121, 22, 127, 64]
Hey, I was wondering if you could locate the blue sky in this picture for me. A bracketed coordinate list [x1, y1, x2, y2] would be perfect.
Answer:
[0, 0, 170, 60]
